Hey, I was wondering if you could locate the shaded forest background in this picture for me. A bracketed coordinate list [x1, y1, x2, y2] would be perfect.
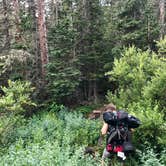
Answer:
[0, 0, 166, 165]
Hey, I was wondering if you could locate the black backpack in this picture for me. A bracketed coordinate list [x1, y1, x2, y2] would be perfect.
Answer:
[103, 110, 141, 129]
[103, 110, 141, 151]
[103, 111, 129, 143]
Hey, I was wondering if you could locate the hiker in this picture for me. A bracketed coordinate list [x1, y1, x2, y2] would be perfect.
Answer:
[101, 103, 140, 166]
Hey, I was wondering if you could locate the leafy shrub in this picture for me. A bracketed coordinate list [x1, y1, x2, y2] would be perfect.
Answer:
[143, 65, 166, 109]
[62, 111, 101, 146]
[0, 139, 101, 166]
[139, 148, 166, 166]
[74, 105, 100, 115]
[106, 46, 164, 108]
[0, 80, 35, 146]
[0, 80, 36, 114]
[0, 110, 102, 165]
[0, 115, 25, 145]
[127, 100, 166, 147]
[156, 36, 166, 57]
[46, 102, 68, 113]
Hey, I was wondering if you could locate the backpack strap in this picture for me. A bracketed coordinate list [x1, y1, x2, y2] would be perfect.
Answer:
[107, 112, 129, 144]
[107, 111, 119, 144]
[107, 129, 118, 144]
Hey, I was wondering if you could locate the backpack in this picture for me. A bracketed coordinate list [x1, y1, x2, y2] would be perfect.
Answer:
[103, 110, 141, 130]
[103, 110, 141, 153]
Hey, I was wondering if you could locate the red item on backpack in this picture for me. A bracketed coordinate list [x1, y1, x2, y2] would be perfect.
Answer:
[114, 145, 123, 152]
[106, 144, 113, 152]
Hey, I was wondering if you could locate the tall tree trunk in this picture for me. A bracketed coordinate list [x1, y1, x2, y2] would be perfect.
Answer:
[93, 80, 98, 104]
[159, 0, 165, 39]
[88, 80, 93, 101]
[51, 0, 59, 25]
[27, 0, 41, 82]
[55, 0, 59, 25]
[83, 81, 88, 100]
[37, 0, 49, 79]
[83, 0, 91, 101]
[13, 0, 22, 42]
[2, 0, 10, 50]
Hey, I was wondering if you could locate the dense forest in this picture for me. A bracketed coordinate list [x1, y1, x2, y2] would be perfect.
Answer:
[0, 0, 166, 165]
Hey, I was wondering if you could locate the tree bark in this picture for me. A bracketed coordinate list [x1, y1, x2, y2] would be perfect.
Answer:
[93, 80, 98, 104]
[27, 0, 41, 81]
[55, 0, 59, 25]
[51, 0, 59, 25]
[37, 0, 49, 79]
[13, 0, 22, 42]
[88, 80, 93, 101]
[159, 0, 165, 39]
[2, 0, 10, 50]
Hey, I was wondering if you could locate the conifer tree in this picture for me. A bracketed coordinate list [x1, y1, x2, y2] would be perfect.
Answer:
[159, 0, 165, 39]
[37, 0, 49, 79]
[2, 0, 10, 51]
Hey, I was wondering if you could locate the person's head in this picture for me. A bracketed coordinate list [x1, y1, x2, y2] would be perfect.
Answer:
[104, 103, 116, 112]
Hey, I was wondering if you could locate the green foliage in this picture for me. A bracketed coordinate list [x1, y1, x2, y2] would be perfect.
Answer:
[20, 12, 33, 31]
[47, 0, 110, 103]
[106, 46, 165, 107]
[47, 19, 81, 102]
[103, 0, 159, 54]
[0, 80, 36, 114]
[156, 36, 166, 57]
[1, 1, 166, 165]
[0, 115, 25, 145]
[74, 104, 100, 115]
[46, 102, 67, 113]
[0, 140, 101, 166]
[63, 112, 101, 145]
[127, 100, 166, 147]
[0, 80, 35, 145]
[139, 148, 166, 166]
[142, 37, 166, 108]
[143, 65, 166, 108]
[0, 49, 32, 82]
[0, 110, 102, 165]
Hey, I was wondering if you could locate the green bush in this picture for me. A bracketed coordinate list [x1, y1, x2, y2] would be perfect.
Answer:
[74, 105, 101, 115]
[0, 139, 101, 166]
[156, 36, 166, 57]
[0, 80, 35, 146]
[0, 115, 25, 145]
[143, 65, 166, 109]
[106, 46, 164, 108]
[139, 148, 166, 166]
[0, 80, 36, 114]
[46, 102, 67, 113]
[127, 100, 166, 147]
[0, 110, 102, 165]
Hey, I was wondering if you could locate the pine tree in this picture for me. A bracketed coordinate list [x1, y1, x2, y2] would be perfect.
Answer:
[37, 0, 49, 79]
[103, 0, 159, 52]
[159, 0, 165, 39]
[47, 0, 81, 103]
[2, 0, 10, 51]
[76, 0, 107, 102]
